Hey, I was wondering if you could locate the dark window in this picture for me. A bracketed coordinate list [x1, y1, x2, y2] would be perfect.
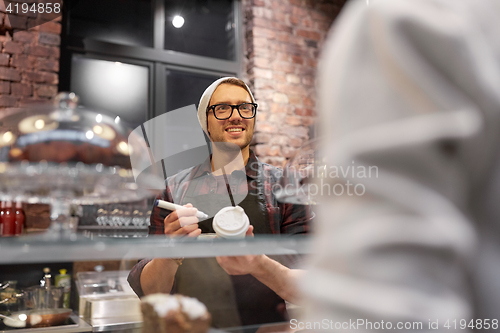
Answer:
[166, 69, 221, 112]
[68, 0, 153, 48]
[164, 0, 235, 60]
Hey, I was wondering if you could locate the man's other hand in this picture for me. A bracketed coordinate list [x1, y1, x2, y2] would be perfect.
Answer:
[216, 225, 262, 275]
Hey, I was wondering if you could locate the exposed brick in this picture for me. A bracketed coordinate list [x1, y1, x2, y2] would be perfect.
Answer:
[24, 45, 60, 58]
[291, 55, 304, 64]
[270, 135, 289, 146]
[252, 68, 272, 79]
[253, 27, 275, 39]
[281, 125, 308, 138]
[302, 17, 314, 28]
[3, 41, 23, 54]
[255, 123, 275, 133]
[256, 112, 267, 122]
[252, 7, 273, 19]
[272, 62, 295, 73]
[246, 0, 346, 161]
[302, 75, 314, 86]
[305, 39, 318, 48]
[38, 32, 60, 46]
[268, 113, 283, 124]
[303, 96, 314, 107]
[4, 15, 27, 30]
[253, 79, 274, 90]
[253, 17, 270, 28]
[23, 71, 45, 83]
[268, 145, 281, 156]
[253, 37, 269, 49]
[290, 137, 303, 148]
[286, 74, 300, 84]
[286, 84, 307, 95]
[274, 72, 286, 83]
[11, 83, 32, 96]
[271, 103, 287, 113]
[254, 144, 270, 156]
[286, 116, 302, 126]
[260, 156, 285, 167]
[38, 21, 62, 34]
[0, 54, 10, 66]
[296, 108, 315, 117]
[0, 95, 18, 107]
[13, 31, 37, 44]
[285, 44, 304, 56]
[276, 32, 290, 43]
[302, 116, 315, 127]
[272, 92, 288, 104]
[282, 146, 297, 158]
[306, 58, 317, 67]
[288, 94, 302, 105]
[10, 54, 36, 69]
[35, 84, 57, 97]
[290, 14, 300, 25]
[36, 57, 59, 72]
[0, 67, 21, 81]
[253, 57, 270, 69]
[0, 81, 10, 94]
[252, 132, 271, 144]
[256, 100, 268, 112]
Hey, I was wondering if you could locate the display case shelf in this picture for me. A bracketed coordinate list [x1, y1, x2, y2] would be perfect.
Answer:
[0, 234, 311, 264]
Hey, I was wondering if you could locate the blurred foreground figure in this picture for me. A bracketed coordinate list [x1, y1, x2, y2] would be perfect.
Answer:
[302, 0, 500, 332]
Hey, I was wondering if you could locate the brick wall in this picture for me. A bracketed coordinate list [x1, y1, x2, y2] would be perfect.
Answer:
[244, 0, 346, 166]
[0, 6, 61, 109]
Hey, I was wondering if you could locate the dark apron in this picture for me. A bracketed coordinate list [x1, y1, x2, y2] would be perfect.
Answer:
[172, 170, 287, 330]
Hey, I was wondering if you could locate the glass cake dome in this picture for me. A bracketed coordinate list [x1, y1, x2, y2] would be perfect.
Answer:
[0, 92, 163, 232]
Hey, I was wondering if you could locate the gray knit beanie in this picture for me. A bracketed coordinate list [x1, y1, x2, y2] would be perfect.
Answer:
[197, 77, 256, 135]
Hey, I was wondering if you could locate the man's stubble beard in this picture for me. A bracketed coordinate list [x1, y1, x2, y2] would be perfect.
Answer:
[209, 121, 254, 152]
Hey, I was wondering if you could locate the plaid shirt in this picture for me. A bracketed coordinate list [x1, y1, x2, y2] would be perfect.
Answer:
[128, 150, 311, 297]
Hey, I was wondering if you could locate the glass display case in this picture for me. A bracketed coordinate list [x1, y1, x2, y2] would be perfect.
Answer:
[0, 95, 316, 333]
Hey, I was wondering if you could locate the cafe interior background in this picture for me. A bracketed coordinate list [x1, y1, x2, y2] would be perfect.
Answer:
[0, 0, 347, 331]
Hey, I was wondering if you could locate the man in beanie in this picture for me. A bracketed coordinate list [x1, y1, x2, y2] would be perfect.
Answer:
[128, 77, 311, 328]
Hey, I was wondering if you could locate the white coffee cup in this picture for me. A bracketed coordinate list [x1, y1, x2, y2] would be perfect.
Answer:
[212, 206, 250, 239]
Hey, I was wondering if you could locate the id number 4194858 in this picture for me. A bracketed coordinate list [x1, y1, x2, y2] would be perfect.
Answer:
[444, 319, 498, 330]
[6, 2, 61, 14]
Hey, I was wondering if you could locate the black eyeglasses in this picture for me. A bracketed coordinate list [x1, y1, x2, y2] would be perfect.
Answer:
[206, 103, 258, 120]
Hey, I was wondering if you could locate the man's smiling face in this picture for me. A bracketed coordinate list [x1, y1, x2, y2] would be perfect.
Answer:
[206, 83, 255, 151]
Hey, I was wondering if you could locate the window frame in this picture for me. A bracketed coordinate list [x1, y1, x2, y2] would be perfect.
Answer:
[59, 0, 244, 120]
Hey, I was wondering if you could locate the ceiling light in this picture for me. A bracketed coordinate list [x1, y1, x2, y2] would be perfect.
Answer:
[172, 15, 185, 28]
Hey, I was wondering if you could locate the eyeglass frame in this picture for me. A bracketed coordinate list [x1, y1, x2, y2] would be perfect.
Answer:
[206, 103, 258, 120]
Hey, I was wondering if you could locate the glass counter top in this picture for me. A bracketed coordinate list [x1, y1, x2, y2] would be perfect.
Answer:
[0, 234, 311, 264]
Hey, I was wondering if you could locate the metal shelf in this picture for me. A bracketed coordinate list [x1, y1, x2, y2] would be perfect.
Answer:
[0, 234, 311, 264]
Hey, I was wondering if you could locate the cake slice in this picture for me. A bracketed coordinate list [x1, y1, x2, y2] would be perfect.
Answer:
[141, 294, 211, 333]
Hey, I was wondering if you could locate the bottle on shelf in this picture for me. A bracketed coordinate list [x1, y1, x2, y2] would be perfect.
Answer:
[1, 201, 15, 237]
[40, 267, 52, 287]
[0, 201, 4, 235]
[14, 201, 25, 236]
[55, 269, 71, 308]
